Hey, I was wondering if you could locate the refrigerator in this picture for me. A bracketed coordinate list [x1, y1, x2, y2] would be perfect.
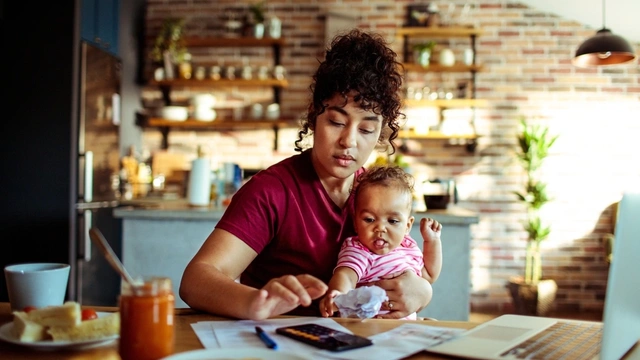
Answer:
[3, 0, 147, 308]
[72, 41, 124, 306]
[0, 39, 124, 307]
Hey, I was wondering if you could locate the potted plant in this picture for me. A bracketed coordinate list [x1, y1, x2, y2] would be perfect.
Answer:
[507, 117, 559, 316]
[412, 41, 437, 67]
[248, 1, 266, 38]
[150, 18, 188, 79]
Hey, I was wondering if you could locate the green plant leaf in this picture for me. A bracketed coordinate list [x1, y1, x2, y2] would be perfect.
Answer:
[412, 41, 437, 53]
[515, 116, 557, 247]
[249, 1, 266, 23]
[150, 18, 188, 64]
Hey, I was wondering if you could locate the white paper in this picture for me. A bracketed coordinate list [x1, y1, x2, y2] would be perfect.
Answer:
[316, 323, 465, 360]
[190, 322, 219, 348]
[190, 319, 465, 360]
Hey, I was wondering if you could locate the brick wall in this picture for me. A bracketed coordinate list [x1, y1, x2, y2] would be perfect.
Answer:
[141, 0, 640, 314]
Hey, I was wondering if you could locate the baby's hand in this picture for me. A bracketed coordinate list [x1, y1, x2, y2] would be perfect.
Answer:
[319, 290, 341, 317]
[420, 217, 442, 243]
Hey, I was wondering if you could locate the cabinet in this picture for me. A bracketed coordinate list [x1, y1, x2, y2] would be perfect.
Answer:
[396, 27, 484, 151]
[81, 0, 120, 56]
[139, 37, 293, 150]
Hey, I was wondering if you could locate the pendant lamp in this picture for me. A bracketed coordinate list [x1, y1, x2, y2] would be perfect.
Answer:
[573, 0, 637, 67]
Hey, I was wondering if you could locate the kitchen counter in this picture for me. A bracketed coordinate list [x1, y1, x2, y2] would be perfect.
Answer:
[114, 199, 479, 224]
[114, 199, 478, 320]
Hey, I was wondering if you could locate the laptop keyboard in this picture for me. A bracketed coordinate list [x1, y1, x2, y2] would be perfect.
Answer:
[500, 321, 603, 359]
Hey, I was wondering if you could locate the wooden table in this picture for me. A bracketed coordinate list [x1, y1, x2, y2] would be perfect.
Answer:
[0, 302, 475, 359]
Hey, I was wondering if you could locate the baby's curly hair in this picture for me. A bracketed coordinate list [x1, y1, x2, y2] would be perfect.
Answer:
[294, 28, 404, 153]
[354, 165, 415, 208]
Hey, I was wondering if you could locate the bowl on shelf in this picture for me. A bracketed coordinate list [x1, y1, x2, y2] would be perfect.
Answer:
[190, 94, 216, 108]
[193, 107, 217, 122]
[161, 106, 189, 121]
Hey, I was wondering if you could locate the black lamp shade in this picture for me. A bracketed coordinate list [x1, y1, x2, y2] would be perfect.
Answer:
[573, 28, 637, 67]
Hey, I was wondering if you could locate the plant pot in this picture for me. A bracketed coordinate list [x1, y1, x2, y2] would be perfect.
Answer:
[253, 23, 265, 39]
[416, 50, 431, 67]
[506, 277, 557, 316]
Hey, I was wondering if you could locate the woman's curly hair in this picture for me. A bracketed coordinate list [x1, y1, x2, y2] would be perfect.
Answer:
[294, 29, 404, 153]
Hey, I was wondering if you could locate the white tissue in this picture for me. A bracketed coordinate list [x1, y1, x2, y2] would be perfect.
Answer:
[334, 286, 388, 319]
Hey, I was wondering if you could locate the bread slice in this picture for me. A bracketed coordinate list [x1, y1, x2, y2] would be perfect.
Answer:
[27, 301, 81, 328]
[11, 311, 49, 342]
[47, 312, 120, 341]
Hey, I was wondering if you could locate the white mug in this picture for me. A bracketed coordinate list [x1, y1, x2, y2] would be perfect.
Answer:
[4, 263, 70, 311]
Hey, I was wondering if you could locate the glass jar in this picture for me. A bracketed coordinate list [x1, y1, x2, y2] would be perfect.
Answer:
[178, 53, 193, 80]
[119, 277, 175, 360]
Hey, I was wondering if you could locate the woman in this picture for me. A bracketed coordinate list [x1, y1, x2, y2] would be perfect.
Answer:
[180, 29, 432, 320]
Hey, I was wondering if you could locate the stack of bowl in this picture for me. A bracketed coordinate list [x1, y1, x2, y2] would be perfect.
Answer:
[191, 94, 217, 122]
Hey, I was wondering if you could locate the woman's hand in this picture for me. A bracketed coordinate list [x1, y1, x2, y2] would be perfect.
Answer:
[246, 274, 328, 320]
[371, 270, 433, 319]
[319, 289, 342, 318]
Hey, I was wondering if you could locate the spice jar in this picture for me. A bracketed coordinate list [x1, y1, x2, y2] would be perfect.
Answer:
[119, 277, 175, 360]
[178, 53, 193, 80]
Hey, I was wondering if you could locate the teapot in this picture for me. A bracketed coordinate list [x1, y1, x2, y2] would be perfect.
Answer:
[422, 178, 457, 210]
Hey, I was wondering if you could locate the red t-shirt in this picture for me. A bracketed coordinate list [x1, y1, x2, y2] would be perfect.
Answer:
[215, 150, 364, 315]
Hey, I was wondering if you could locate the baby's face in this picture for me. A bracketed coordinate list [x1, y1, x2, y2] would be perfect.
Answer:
[353, 185, 414, 255]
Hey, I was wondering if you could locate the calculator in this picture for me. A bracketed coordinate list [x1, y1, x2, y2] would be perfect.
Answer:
[275, 323, 373, 352]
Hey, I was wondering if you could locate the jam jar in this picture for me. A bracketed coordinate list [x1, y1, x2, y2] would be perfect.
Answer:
[119, 277, 175, 360]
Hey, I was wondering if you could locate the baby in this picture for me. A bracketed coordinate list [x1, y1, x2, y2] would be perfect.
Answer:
[320, 165, 442, 319]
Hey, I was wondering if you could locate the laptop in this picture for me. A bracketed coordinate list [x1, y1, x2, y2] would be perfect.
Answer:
[427, 192, 640, 360]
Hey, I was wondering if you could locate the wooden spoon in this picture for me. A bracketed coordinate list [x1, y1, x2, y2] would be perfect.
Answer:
[89, 227, 137, 286]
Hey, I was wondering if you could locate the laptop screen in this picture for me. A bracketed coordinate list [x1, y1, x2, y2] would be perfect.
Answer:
[601, 191, 640, 360]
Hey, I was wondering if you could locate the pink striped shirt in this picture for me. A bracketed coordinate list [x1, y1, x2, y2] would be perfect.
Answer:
[336, 235, 424, 283]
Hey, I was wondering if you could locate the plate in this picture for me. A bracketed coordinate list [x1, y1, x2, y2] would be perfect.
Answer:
[161, 348, 309, 360]
[0, 312, 118, 351]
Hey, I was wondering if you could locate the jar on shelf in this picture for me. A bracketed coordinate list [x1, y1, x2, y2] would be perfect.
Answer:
[268, 15, 282, 39]
[178, 53, 193, 80]
[463, 48, 474, 66]
[153, 67, 165, 81]
[195, 66, 206, 80]
[273, 65, 286, 80]
[209, 65, 221, 80]
[439, 48, 455, 67]
[225, 66, 236, 80]
[241, 65, 253, 80]
[257, 65, 269, 80]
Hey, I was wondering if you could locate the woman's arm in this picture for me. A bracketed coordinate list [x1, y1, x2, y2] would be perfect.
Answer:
[371, 270, 433, 319]
[179, 228, 327, 320]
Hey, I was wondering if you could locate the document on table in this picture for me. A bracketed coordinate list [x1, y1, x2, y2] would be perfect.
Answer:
[191, 318, 465, 360]
[192, 317, 348, 354]
[315, 323, 465, 360]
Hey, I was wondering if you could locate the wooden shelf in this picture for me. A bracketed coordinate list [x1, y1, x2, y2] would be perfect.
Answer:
[396, 27, 483, 37]
[149, 79, 289, 88]
[144, 36, 288, 150]
[184, 37, 285, 47]
[402, 63, 483, 73]
[404, 99, 488, 107]
[142, 117, 299, 130]
[399, 130, 477, 140]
